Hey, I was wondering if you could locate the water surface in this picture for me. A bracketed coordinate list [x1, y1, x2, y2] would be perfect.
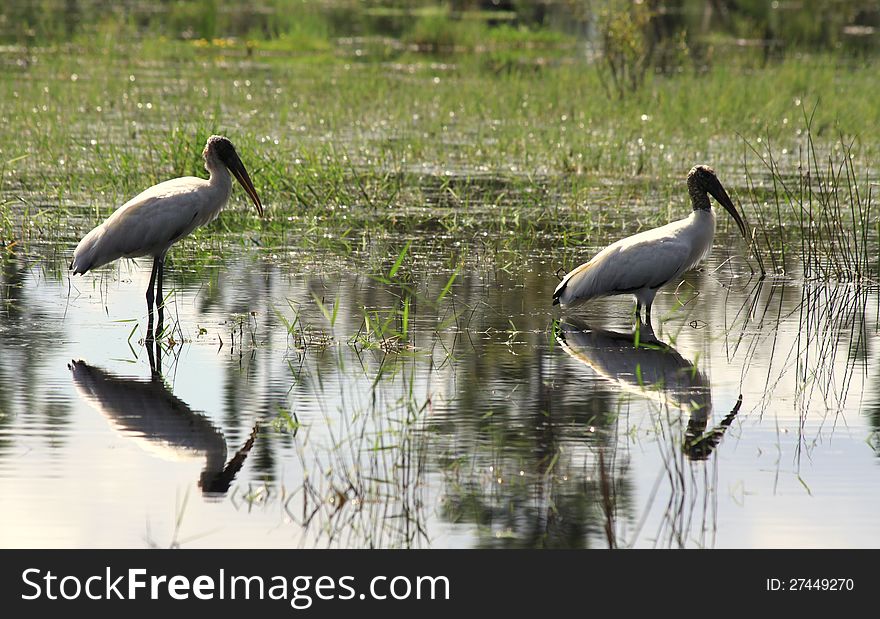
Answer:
[2, 234, 879, 548]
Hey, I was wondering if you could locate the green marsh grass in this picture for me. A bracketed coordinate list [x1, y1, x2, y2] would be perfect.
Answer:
[742, 109, 878, 281]
[3, 13, 880, 350]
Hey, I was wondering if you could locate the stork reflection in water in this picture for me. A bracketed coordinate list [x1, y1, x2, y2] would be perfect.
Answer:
[69, 342, 258, 496]
[555, 317, 741, 460]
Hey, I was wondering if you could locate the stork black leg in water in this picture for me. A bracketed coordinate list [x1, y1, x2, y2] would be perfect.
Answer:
[553, 165, 748, 327]
[70, 135, 264, 338]
[145, 256, 165, 340]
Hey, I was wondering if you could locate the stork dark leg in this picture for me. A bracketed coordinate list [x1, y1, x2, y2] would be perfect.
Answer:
[642, 303, 657, 341]
[633, 302, 657, 344]
[146, 331, 161, 378]
[145, 256, 160, 342]
[155, 255, 165, 336]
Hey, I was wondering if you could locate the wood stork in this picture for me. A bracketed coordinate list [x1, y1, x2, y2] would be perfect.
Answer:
[553, 165, 747, 326]
[70, 135, 263, 335]
[555, 317, 742, 460]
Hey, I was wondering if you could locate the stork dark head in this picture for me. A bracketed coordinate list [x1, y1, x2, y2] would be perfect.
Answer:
[687, 165, 747, 238]
[204, 135, 264, 217]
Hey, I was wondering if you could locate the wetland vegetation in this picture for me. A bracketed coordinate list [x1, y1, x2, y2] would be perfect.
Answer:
[2, 1, 880, 548]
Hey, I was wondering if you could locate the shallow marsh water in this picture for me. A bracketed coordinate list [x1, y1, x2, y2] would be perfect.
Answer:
[2, 227, 880, 548]
[3, 30, 880, 549]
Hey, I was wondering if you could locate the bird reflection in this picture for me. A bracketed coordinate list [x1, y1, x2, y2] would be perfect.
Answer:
[68, 341, 257, 495]
[555, 317, 741, 460]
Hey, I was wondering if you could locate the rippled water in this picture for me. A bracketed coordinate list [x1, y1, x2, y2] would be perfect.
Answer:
[2, 231, 880, 548]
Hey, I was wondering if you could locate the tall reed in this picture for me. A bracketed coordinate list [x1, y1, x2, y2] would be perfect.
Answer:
[742, 107, 876, 281]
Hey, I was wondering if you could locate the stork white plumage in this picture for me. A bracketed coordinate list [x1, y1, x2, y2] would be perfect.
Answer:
[70, 135, 263, 334]
[553, 165, 747, 326]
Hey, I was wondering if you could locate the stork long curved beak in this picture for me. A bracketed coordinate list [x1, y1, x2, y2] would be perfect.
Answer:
[708, 179, 747, 238]
[224, 150, 264, 217]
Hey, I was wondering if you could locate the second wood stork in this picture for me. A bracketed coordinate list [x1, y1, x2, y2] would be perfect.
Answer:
[553, 165, 747, 326]
[70, 135, 263, 334]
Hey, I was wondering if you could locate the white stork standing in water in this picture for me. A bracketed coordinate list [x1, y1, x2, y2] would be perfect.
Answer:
[553, 165, 747, 326]
[70, 135, 263, 335]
